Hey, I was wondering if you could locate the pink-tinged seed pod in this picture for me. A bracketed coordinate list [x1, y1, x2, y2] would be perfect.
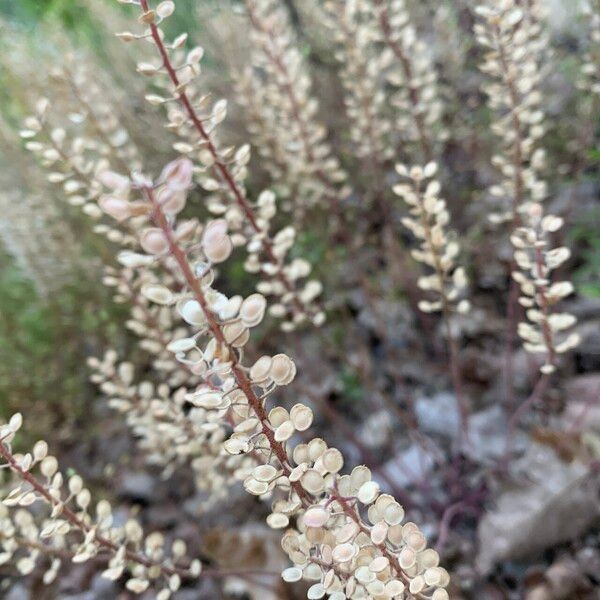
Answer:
[204, 235, 233, 263]
[269, 354, 296, 385]
[303, 506, 330, 528]
[160, 157, 194, 191]
[157, 187, 187, 215]
[97, 170, 130, 194]
[140, 228, 169, 255]
[239, 293, 266, 327]
[202, 219, 233, 263]
[99, 196, 131, 222]
[249, 356, 272, 385]
[202, 219, 228, 245]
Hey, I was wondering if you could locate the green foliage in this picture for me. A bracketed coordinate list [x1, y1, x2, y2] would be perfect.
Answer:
[339, 367, 363, 405]
[569, 206, 600, 298]
[0, 252, 125, 443]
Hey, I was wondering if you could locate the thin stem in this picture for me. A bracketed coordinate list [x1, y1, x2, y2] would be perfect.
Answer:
[0, 441, 193, 579]
[138, 0, 310, 319]
[143, 186, 312, 505]
[415, 184, 469, 441]
[503, 371, 551, 463]
[494, 22, 527, 409]
[373, 0, 434, 163]
[142, 187, 418, 589]
[332, 492, 428, 600]
[244, 0, 339, 198]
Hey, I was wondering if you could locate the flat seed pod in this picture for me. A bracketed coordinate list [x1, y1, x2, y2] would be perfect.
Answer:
[140, 228, 169, 255]
[99, 196, 131, 222]
[321, 448, 343, 473]
[281, 567, 303, 583]
[268, 406, 289, 427]
[266, 513, 289, 529]
[383, 502, 405, 526]
[399, 546, 416, 569]
[303, 506, 330, 528]
[179, 300, 206, 326]
[141, 284, 174, 305]
[166, 338, 196, 353]
[253, 464, 278, 482]
[300, 469, 325, 494]
[335, 521, 359, 544]
[307, 584, 326, 600]
[223, 321, 248, 346]
[239, 293, 266, 327]
[369, 556, 389, 573]
[156, 1, 175, 18]
[274, 420, 295, 442]
[354, 565, 375, 584]
[370, 521, 388, 545]
[350, 466, 371, 492]
[357, 481, 379, 505]
[307, 438, 327, 462]
[250, 356, 272, 384]
[244, 478, 268, 496]
[290, 404, 313, 431]
[268, 354, 296, 385]
[409, 575, 425, 595]
[331, 543, 356, 564]
[204, 235, 232, 263]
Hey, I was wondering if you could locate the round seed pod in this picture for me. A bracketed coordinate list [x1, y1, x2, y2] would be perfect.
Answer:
[166, 337, 196, 353]
[303, 506, 330, 528]
[253, 464, 278, 482]
[140, 228, 169, 255]
[99, 196, 131, 222]
[274, 420, 295, 442]
[266, 513, 289, 529]
[300, 469, 325, 494]
[269, 354, 296, 385]
[383, 502, 405, 526]
[281, 567, 303, 583]
[239, 293, 266, 327]
[268, 406, 289, 427]
[369, 556, 390, 573]
[243, 478, 268, 496]
[290, 404, 313, 431]
[250, 355, 273, 385]
[357, 481, 380, 505]
[321, 448, 344, 473]
[141, 284, 174, 305]
[331, 542, 356, 564]
[179, 300, 206, 326]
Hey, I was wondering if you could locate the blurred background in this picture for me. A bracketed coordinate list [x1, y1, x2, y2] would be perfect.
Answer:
[0, 0, 599, 598]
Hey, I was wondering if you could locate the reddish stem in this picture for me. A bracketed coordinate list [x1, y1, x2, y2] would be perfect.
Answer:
[144, 186, 312, 504]
[0, 441, 192, 579]
[373, 0, 434, 163]
[244, 1, 340, 198]
[138, 0, 309, 319]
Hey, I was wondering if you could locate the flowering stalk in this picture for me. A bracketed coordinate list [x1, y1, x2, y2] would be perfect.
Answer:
[372, 0, 444, 163]
[91, 143, 450, 598]
[127, 0, 323, 329]
[88, 351, 250, 505]
[0, 414, 201, 595]
[370, 0, 468, 428]
[322, 1, 393, 171]
[393, 163, 470, 436]
[241, 0, 348, 214]
[476, 1, 579, 375]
